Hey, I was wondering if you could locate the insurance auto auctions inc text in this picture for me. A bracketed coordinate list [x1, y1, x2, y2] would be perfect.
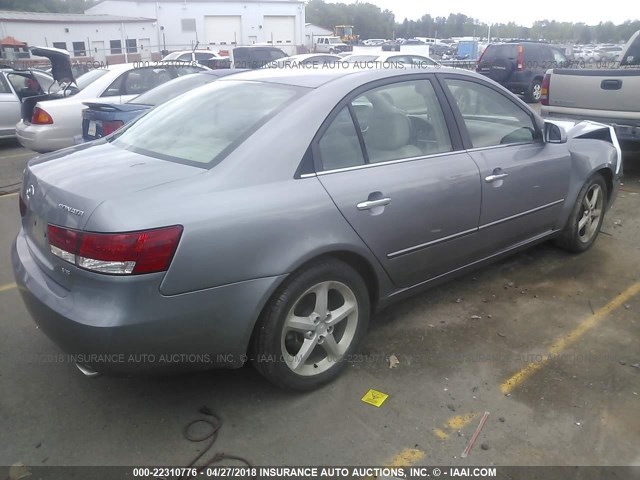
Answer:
[256, 467, 497, 477]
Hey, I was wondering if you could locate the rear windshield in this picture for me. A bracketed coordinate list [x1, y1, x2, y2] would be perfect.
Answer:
[111, 80, 304, 167]
[74, 68, 109, 90]
[481, 44, 517, 61]
[129, 73, 216, 106]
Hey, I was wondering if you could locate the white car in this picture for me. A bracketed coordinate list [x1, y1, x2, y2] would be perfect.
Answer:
[16, 61, 205, 153]
[342, 52, 440, 67]
[264, 53, 342, 68]
[162, 49, 224, 65]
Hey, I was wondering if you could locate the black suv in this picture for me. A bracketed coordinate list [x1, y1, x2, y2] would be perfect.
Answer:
[477, 42, 569, 103]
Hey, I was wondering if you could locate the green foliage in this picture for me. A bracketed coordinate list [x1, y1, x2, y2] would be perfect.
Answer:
[306, 0, 640, 43]
[0, 0, 96, 14]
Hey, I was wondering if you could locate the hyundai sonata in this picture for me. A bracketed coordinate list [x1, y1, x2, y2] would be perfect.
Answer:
[13, 67, 621, 390]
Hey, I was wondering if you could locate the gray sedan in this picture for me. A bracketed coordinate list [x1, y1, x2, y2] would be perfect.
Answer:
[12, 67, 621, 390]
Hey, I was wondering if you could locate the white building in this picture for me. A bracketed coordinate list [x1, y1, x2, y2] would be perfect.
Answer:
[86, 0, 305, 53]
[0, 10, 157, 63]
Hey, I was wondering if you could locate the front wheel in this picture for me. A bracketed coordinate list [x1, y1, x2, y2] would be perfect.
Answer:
[251, 258, 370, 390]
[556, 174, 607, 253]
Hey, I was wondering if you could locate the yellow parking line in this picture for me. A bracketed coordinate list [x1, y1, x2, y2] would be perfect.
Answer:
[432, 412, 478, 440]
[0, 192, 18, 199]
[501, 282, 640, 394]
[0, 283, 17, 293]
[387, 448, 425, 467]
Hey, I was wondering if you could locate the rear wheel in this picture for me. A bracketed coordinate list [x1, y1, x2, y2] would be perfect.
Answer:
[556, 174, 607, 253]
[525, 79, 542, 103]
[251, 258, 370, 390]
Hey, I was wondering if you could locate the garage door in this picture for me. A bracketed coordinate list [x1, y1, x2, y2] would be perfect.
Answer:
[263, 16, 295, 45]
[205, 15, 242, 45]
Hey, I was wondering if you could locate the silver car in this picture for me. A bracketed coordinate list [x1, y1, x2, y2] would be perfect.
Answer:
[12, 67, 621, 390]
[0, 68, 56, 139]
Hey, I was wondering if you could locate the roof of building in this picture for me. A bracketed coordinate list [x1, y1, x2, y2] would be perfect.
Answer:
[0, 10, 156, 23]
[88, 0, 302, 5]
[0, 36, 27, 46]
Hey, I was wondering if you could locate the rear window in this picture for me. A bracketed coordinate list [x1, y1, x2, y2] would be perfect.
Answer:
[74, 69, 109, 90]
[111, 80, 305, 167]
[621, 35, 640, 66]
[481, 44, 517, 61]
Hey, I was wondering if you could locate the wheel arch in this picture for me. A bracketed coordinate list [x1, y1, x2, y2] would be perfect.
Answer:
[246, 249, 382, 355]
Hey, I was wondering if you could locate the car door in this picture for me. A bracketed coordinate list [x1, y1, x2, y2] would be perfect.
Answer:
[440, 75, 571, 256]
[314, 76, 482, 288]
[0, 74, 20, 137]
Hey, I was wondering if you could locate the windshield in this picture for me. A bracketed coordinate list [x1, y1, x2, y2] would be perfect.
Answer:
[328, 38, 342, 44]
[111, 80, 304, 167]
[129, 73, 217, 106]
[74, 69, 109, 90]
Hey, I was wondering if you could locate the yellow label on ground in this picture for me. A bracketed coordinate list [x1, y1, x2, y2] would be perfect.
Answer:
[361, 389, 389, 407]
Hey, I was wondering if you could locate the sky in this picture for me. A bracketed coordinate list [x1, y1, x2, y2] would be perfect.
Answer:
[338, 0, 637, 27]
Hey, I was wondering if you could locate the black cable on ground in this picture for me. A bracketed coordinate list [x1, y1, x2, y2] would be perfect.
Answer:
[180, 407, 256, 480]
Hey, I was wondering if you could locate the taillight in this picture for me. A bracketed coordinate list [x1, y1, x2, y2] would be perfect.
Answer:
[476, 45, 489, 70]
[32, 107, 53, 125]
[102, 120, 124, 136]
[517, 45, 524, 71]
[19, 195, 27, 217]
[541, 73, 551, 106]
[47, 224, 183, 275]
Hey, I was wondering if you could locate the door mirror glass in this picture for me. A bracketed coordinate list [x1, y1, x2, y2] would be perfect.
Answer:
[544, 121, 567, 144]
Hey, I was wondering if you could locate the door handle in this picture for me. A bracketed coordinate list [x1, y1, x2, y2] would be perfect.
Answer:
[357, 197, 391, 210]
[601, 79, 622, 90]
[485, 173, 509, 183]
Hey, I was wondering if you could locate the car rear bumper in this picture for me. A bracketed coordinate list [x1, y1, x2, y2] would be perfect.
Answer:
[15, 120, 75, 153]
[12, 228, 286, 374]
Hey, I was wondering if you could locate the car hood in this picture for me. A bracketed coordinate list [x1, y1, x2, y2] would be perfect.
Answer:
[30, 46, 74, 84]
[548, 119, 623, 175]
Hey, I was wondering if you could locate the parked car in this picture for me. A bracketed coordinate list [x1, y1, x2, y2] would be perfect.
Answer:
[0, 67, 57, 139]
[13, 67, 621, 391]
[313, 36, 353, 54]
[362, 39, 386, 46]
[541, 30, 640, 145]
[594, 46, 624, 62]
[477, 42, 569, 102]
[16, 51, 205, 153]
[207, 46, 288, 69]
[162, 49, 224, 66]
[381, 40, 402, 51]
[82, 69, 241, 142]
[342, 52, 440, 67]
[265, 54, 341, 68]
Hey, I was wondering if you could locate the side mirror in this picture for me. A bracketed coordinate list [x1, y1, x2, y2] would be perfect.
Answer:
[544, 121, 567, 144]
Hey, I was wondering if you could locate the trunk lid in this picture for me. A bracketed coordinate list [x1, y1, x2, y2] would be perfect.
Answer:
[30, 46, 74, 84]
[548, 68, 640, 113]
[21, 142, 204, 288]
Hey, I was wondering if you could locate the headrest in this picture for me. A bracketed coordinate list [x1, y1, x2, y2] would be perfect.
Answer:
[365, 112, 411, 150]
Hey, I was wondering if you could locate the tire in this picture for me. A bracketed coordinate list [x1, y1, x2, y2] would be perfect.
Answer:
[525, 79, 542, 103]
[556, 174, 607, 253]
[329, 48, 335, 54]
[251, 258, 370, 391]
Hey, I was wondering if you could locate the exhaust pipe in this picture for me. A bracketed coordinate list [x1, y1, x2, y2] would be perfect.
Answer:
[75, 363, 101, 378]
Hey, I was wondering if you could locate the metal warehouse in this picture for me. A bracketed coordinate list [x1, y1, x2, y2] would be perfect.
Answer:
[86, 0, 306, 53]
[0, 10, 157, 63]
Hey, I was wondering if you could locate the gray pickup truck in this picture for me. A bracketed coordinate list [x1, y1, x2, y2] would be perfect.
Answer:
[541, 30, 640, 144]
